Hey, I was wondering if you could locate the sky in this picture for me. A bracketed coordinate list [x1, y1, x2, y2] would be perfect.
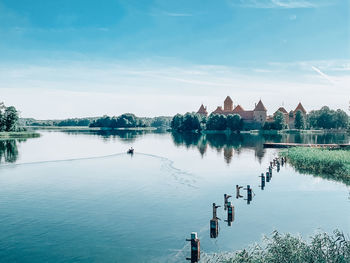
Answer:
[0, 0, 349, 119]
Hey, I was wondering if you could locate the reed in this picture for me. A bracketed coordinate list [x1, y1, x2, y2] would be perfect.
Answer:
[280, 147, 350, 185]
[204, 230, 350, 263]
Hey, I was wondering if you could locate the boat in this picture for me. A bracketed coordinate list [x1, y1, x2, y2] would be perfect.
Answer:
[127, 148, 134, 154]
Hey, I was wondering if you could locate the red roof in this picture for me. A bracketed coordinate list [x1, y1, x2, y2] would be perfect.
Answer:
[277, 107, 288, 114]
[224, 96, 233, 103]
[233, 105, 244, 112]
[254, 100, 267, 111]
[197, 104, 208, 115]
[213, 106, 223, 114]
[294, 102, 306, 114]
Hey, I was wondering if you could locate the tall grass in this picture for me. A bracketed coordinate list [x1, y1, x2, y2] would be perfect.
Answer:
[202, 230, 350, 263]
[280, 147, 350, 185]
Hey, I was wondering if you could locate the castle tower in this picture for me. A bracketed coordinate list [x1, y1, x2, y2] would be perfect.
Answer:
[224, 96, 233, 112]
[253, 100, 267, 123]
[294, 102, 307, 115]
[197, 104, 208, 116]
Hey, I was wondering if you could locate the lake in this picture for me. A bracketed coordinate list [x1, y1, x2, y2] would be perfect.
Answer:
[0, 130, 349, 262]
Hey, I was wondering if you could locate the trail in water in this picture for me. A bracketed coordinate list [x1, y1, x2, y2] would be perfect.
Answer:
[0, 152, 199, 188]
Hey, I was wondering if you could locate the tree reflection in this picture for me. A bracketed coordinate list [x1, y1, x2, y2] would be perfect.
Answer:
[64, 129, 154, 143]
[0, 140, 19, 163]
[171, 132, 266, 163]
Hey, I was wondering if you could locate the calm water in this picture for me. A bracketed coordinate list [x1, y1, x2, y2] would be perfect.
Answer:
[0, 130, 349, 262]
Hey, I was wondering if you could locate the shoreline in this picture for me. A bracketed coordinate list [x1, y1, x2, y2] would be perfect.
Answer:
[0, 131, 40, 139]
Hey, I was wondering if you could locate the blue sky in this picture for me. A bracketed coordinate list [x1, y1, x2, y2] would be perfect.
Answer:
[0, 0, 349, 118]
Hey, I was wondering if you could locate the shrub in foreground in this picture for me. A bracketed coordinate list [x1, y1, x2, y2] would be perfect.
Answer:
[203, 230, 350, 263]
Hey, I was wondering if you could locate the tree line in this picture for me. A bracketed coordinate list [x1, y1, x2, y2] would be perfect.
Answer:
[171, 112, 243, 132]
[0, 103, 20, 132]
[263, 107, 348, 130]
[22, 115, 172, 128]
[307, 106, 348, 129]
[171, 106, 349, 132]
[89, 114, 171, 128]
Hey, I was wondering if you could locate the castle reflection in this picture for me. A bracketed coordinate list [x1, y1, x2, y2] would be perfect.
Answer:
[171, 132, 267, 163]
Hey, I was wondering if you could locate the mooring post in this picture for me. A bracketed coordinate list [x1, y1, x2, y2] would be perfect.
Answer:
[260, 173, 265, 190]
[225, 201, 234, 226]
[186, 232, 200, 262]
[224, 194, 231, 210]
[236, 185, 243, 199]
[210, 203, 220, 238]
[243, 185, 253, 204]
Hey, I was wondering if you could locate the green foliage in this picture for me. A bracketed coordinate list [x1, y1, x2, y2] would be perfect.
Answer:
[294, 110, 306, 129]
[206, 114, 227, 130]
[208, 230, 350, 263]
[273, 111, 286, 130]
[280, 147, 350, 185]
[171, 112, 201, 131]
[226, 114, 243, 132]
[56, 118, 91, 126]
[307, 106, 349, 129]
[150, 116, 171, 128]
[0, 103, 19, 132]
[171, 113, 245, 132]
[263, 111, 287, 130]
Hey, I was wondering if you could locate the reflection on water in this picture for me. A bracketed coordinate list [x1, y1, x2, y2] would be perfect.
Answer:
[63, 129, 155, 143]
[171, 132, 349, 164]
[0, 140, 19, 163]
[0, 130, 349, 262]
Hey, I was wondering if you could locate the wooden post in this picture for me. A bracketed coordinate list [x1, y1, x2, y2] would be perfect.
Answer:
[225, 201, 234, 226]
[210, 203, 220, 238]
[186, 232, 200, 262]
[224, 194, 231, 210]
[260, 173, 265, 190]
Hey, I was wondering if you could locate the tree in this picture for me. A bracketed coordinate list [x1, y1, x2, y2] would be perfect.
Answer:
[306, 106, 349, 129]
[171, 114, 184, 131]
[206, 114, 227, 130]
[317, 106, 333, 129]
[273, 111, 286, 130]
[4, 106, 19, 132]
[294, 110, 306, 129]
[334, 109, 348, 129]
[226, 114, 242, 132]
[182, 113, 201, 131]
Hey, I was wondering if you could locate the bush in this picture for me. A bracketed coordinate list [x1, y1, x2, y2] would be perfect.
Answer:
[205, 230, 350, 263]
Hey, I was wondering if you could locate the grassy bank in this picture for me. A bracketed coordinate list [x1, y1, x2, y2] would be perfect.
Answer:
[280, 147, 350, 185]
[0, 131, 40, 139]
[205, 230, 349, 263]
[27, 126, 157, 131]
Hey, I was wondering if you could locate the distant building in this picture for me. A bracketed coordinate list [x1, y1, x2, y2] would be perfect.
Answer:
[197, 104, 208, 116]
[273, 102, 307, 128]
[202, 96, 267, 122]
[197, 96, 268, 128]
[196, 96, 307, 129]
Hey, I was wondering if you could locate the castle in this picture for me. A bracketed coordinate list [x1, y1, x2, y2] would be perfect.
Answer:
[197, 96, 306, 128]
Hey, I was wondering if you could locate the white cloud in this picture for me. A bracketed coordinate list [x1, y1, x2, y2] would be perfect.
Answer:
[232, 0, 328, 9]
[0, 59, 348, 119]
